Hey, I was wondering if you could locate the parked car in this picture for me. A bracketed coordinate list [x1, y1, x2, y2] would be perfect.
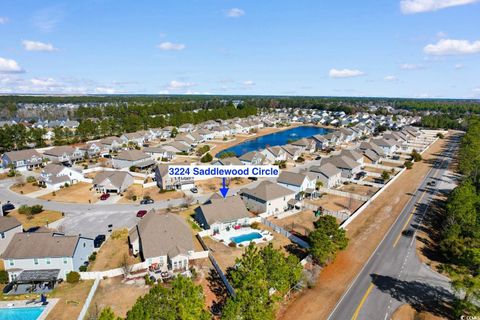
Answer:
[427, 180, 437, 186]
[94, 234, 106, 248]
[190, 187, 198, 194]
[402, 229, 414, 237]
[140, 198, 154, 205]
[100, 193, 110, 201]
[137, 210, 148, 218]
[2, 203, 15, 213]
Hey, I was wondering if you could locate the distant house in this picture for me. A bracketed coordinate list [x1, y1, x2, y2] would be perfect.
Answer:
[290, 138, 316, 153]
[162, 141, 192, 154]
[309, 163, 342, 189]
[312, 134, 329, 150]
[240, 181, 296, 216]
[112, 150, 155, 170]
[154, 164, 195, 191]
[261, 146, 287, 163]
[92, 171, 134, 194]
[178, 123, 195, 133]
[277, 171, 316, 197]
[78, 142, 103, 158]
[3, 232, 94, 281]
[323, 155, 362, 178]
[120, 132, 145, 146]
[372, 138, 397, 156]
[239, 151, 267, 165]
[143, 146, 175, 161]
[281, 145, 302, 161]
[39, 163, 83, 189]
[212, 157, 243, 166]
[2, 149, 44, 171]
[340, 149, 364, 165]
[99, 136, 124, 152]
[43, 146, 83, 164]
[129, 211, 195, 272]
[0, 217, 22, 255]
[195, 196, 251, 233]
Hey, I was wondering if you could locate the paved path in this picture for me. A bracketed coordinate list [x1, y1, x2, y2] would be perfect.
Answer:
[328, 136, 460, 320]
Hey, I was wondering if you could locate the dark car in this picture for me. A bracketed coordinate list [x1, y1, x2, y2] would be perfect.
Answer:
[140, 198, 154, 205]
[402, 229, 414, 237]
[428, 180, 437, 186]
[190, 187, 198, 193]
[94, 234, 106, 248]
[137, 210, 148, 218]
[2, 203, 15, 213]
[315, 156, 322, 160]
[100, 193, 110, 201]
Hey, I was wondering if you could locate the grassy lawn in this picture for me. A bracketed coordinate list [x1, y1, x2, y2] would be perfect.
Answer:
[7, 209, 62, 230]
[88, 229, 140, 271]
[40, 182, 99, 204]
[87, 276, 149, 318]
[47, 280, 94, 320]
[118, 185, 184, 204]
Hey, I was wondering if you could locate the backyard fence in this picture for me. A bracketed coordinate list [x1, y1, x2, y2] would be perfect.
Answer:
[302, 202, 351, 222]
[77, 277, 100, 320]
[318, 187, 369, 202]
[261, 218, 310, 249]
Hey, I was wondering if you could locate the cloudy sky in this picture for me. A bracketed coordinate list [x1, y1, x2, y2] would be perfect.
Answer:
[0, 0, 479, 98]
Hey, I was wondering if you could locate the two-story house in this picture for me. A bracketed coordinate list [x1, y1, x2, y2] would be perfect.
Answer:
[2, 149, 44, 171]
[0, 217, 22, 255]
[154, 164, 195, 191]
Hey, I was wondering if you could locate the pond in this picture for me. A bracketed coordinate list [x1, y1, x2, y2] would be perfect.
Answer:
[218, 126, 330, 157]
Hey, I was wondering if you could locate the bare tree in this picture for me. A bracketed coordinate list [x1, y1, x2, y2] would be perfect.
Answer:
[121, 253, 133, 278]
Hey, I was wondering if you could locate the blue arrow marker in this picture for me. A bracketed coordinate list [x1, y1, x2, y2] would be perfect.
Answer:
[219, 177, 229, 198]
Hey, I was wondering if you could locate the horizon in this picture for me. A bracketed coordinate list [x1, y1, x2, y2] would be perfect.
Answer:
[1, 1, 479, 98]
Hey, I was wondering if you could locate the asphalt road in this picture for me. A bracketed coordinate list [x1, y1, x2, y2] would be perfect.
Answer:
[328, 135, 460, 320]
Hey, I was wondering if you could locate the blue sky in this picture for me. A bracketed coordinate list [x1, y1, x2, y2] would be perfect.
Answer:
[0, 0, 479, 98]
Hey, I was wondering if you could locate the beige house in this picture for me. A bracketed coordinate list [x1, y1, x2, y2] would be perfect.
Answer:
[92, 171, 134, 194]
[154, 164, 195, 191]
[240, 181, 296, 216]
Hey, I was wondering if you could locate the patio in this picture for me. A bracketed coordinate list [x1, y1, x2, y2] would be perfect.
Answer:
[211, 226, 273, 246]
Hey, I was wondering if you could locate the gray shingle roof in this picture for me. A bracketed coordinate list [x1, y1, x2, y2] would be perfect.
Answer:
[198, 195, 250, 225]
[240, 180, 295, 202]
[0, 216, 21, 233]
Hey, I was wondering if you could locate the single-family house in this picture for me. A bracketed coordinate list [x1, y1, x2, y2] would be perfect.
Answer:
[290, 138, 316, 153]
[3, 232, 94, 281]
[43, 146, 83, 164]
[162, 141, 192, 154]
[2, 149, 44, 171]
[195, 196, 251, 233]
[120, 132, 146, 146]
[112, 150, 155, 170]
[239, 151, 267, 165]
[129, 211, 195, 272]
[277, 171, 316, 197]
[261, 146, 287, 163]
[281, 145, 302, 161]
[212, 157, 244, 166]
[0, 217, 22, 255]
[372, 138, 397, 156]
[99, 136, 124, 152]
[239, 181, 296, 216]
[323, 155, 362, 178]
[340, 149, 364, 165]
[92, 171, 134, 194]
[39, 163, 83, 189]
[308, 163, 342, 189]
[78, 142, 102, 158]
[143, 146, 175, 161]
[178, 123, 195, 133]
[154, 164, 195, 191]
[312, 134, 329, 150]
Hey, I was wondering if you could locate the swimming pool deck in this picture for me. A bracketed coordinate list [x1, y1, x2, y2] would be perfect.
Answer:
[0, 298, 59, 320]
[212, 227, 273, 246]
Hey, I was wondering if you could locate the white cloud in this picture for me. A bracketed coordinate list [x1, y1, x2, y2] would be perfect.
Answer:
[22, 40, 57, 52]
[0, 17, 9, 24]
[166, 80, 196, 90]
[400, 0, 479, 14]
[384, 75, 398, 81]
[328, 68, 364, 78]
[243, 80, 255, 86]
[95, 87, 116, 94]
[400, 63, 425, 70]
[226, 8, 245, 18]
[424, 39, 480, 55]
[0, 57, 24, 73]
[30, 77, 59, 87]
[455, 63, 464, 69]
[157, 42, 186, 51]
[32, 5, 65, 32]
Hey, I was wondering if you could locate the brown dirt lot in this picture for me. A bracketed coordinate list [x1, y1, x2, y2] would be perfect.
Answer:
[364, 166, 397, 174]
[305, 194, 364, 213]
[47, 280, 94, 320]
[272, 211, 318, 236]
[39, 182, 99, 204]
[339, 183, 379, 197]
[118, 185, 184, 204]
[10, 182, 42, 194]
[278, 135, 448, 320]
[381, 161, 405, 169]
[7, 209, 62, 230]
[391, 304, 443, 320]
[196, 177, 250, 194]
[87, 277, 149, 318]
[88, 229, 140, 271]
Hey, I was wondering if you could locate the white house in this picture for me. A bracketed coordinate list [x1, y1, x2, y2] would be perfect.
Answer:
[240, 181, 296, 216]
[3, 232, 94, 281]
[323, 155, 362, 179]
[277, 171, 316, 197]
[39, 163, 84, 189]
[261, 146, 287, 163]
[309, 163, 342, 189]
[112, 150, 155, 170]
[129, 211, 195, 272]
[0, 217, 22, 255]
[92, 171, 134, 194]
[43, 146, 83, 164]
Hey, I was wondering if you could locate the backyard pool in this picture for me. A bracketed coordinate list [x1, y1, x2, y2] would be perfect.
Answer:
[231, 232, 263, 244]
[0, 306, 45, 320]
[217, 125, 330, 157]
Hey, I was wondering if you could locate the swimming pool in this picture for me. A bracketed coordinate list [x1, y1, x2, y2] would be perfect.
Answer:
[231, 232, 263, 244]
[0, 306, 45, 320]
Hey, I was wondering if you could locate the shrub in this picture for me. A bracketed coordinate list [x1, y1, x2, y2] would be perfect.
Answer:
[410, 149, 422, 162]
[66, 271, 80, 283]
[200, 153, 213, 163]
[251, 222, 260, 229]
[79, 265, 87, 272]
[30, 205, 43, 214]
[132, 195, 137, 201]
[26, 176, 36, 183]
[18, 205, 31, 215]
[64, 182, 70, 188]
[144, 274, 155, 286]
[436, 132, 444, 139]
[88, 253, 97, 261]
[7, 170, 16, 177]
[296, 156, 305, 163]
[129, 166, 136, 172]
[404, 160, 413, 169]
[228, 242, 237, 247]
[0, 270, 8, 284]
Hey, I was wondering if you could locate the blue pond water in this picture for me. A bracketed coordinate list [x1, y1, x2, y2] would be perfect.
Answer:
[0, 307, 45, 320]
[218, 126, 330, 157]
[231, 232, 263, 244]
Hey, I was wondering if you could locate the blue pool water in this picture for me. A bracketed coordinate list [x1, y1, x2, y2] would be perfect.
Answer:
[231, 232, 263, 244]
[218, 126, 330, 157]
[0, 306, 45, 320]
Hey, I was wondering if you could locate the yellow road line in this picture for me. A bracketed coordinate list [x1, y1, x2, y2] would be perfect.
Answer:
[393, 190, 427, 248]
[351, 283, 374, 320]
